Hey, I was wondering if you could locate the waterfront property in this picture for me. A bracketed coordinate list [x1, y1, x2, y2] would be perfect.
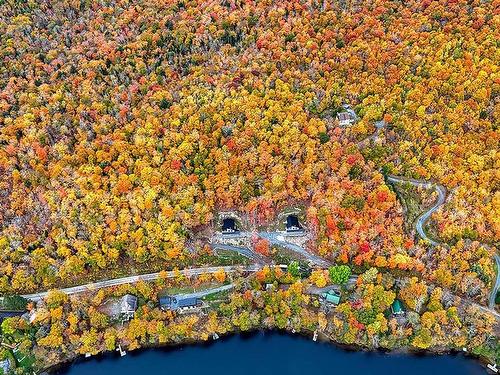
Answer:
[159, 295, 202, 313]
[321, 289, 341, 305]
[120, 294, 138, 321]
[221, 218, 238, 234]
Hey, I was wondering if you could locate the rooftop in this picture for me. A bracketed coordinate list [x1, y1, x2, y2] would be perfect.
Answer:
[391, 299, 404, 314]
[120, 294, 138, 313]
[322, 289, 341, 305]
[160, 295, 201, 310]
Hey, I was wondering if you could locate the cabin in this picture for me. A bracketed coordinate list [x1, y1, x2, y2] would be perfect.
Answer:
[21, 310, 38, 324]
[120, 294, 138, 320]
[391, 299, 404, 316]
[160, 295, 202, 313]
[321, 289, 341, 305]
[286, 215, 302, 232]
[336, 104, 358, 127]
[221, 218, 238, 234]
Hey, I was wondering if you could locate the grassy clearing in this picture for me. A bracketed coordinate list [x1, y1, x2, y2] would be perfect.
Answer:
[202, 290, 232, 309]
[270, 246, 307, 266]
[159, 282, 223, 297]
[211, 249, 251, 266]
[203, 289, 231, 302]
[14, 350, 35, 370]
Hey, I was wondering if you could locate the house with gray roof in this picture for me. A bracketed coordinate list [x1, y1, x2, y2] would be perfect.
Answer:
[120, 294, 138, 320]
[159, 295, 201, 313]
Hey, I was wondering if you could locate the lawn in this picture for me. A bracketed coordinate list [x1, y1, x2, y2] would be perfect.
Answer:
[211, 249, 251, 266]
[13, 348, 35, 370]
[270, 246, 309, 268]
[159, 282, 224, 297]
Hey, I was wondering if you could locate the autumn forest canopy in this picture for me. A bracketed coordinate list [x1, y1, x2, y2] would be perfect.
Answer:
[0, 0, 498, 297]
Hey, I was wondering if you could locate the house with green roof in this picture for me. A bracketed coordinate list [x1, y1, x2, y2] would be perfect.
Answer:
[321, 289, 341, 305]
[391, 299, 404, 316]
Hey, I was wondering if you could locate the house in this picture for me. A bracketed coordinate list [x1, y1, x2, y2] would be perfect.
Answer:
[0, 359, 11, 374]
[286, 215, 302, 232]
[159, 295, 201, 313]
[321, 289, 341, 305]
[120, 294, 138, 320]
[21, 310, 38, 324]
[221, 218, 238, 234]
[391, 299, 404, 316]
[336, 104, 358, 126]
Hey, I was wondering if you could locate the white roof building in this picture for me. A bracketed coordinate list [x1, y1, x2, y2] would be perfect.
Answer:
[120, 294, 138, 320]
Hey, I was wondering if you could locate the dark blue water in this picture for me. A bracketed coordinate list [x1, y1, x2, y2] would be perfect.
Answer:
[56, 331, 485, 375]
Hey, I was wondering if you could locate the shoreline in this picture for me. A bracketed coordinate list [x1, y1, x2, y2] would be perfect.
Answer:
[45, 327, 490, 374]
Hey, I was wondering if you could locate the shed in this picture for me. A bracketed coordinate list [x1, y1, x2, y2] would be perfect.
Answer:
[222, 218, 238, 234]
[160, 295, 201, 312]
[286, 215, 302, 232]
[321, 290, 341, 305]
[120, 294, 138, 320]
[391, 299, 404, 315]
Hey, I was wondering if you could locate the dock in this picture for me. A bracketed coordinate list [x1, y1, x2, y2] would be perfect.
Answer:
[116, 345, 126, 357]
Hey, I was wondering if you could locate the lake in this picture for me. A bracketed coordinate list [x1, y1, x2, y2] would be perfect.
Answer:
[55, 331, 486, 375]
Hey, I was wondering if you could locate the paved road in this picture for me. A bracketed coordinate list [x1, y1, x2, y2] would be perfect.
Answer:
[388, 174, 500, 317]
[386, 175, 445, 246]
[489, 254, 500, 309]
[214, 231, 331, 267]
[22, 265, 260, 302]
[258, 231, 331, 267]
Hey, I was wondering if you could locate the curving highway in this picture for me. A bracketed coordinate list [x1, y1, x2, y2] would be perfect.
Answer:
[387, 174, 499, 313]
[386, 175, 445, 246]
[19, 172, 498, 316]
[489, 254, 500, 309]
